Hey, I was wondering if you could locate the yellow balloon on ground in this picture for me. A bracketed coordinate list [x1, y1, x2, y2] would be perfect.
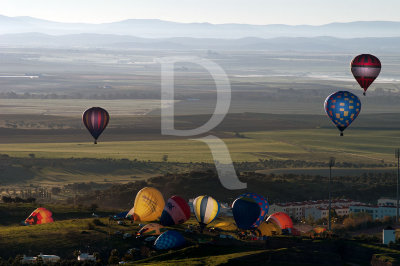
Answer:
[254, 222, 282, 237]
[126, 187, 165, 222]
[214, 221, 238, 231]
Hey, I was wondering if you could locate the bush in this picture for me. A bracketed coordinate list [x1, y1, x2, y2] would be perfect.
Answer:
[87, 222, 95, 230]
[92, 219, 105, 226]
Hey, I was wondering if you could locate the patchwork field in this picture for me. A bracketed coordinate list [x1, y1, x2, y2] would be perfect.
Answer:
[0, 129, 398, 165]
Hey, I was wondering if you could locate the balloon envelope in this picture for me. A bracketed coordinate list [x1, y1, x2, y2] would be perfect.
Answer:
[254, 222, 281, 237]
[267, 212, 293, 230]
[154, 230, 186, 250]
[351, 54, 381, 95]
[214, 221, 238, 231]
[160, 195, 191, 226]
[113, 211, 128, 220]
[193, 195, 220, 226]
[324, 91, 361, 136]
[232, 193, 269, 230]
[313, 227, 327, 234]
[82, 107, 109, 144]
[137, 223, 167, 236]
[25, 207, 53, 225]
[126, 187, 165, 222]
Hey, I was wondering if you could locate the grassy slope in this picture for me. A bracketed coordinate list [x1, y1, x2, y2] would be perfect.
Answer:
[2, 204, 400, 265]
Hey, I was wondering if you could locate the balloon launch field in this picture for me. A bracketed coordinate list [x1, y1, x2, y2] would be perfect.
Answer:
[0, 203, 399, 265]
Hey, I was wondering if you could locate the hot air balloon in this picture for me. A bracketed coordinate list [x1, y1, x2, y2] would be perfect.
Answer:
[154, 230, 186, 250]
[232, 193, 269, 230]
[324, 91, 361, 136]
[137, 223, 167, 237]
[126, 187, 165, 222]
[25, 207, 54, 225]
[113, 211, 128, 220]
[160, 195, 191, 226]
[82, 107, 109, 144]
[214, 221, 238, 231]
[351, 54, 381, 96]
[193, 195, 220, 233]
[313, 226, 327, 234]
[266, 212, 293, 230]
[254, 222, 281, 237]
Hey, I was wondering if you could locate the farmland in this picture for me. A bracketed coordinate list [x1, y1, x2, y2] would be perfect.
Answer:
[0, 128, 398, 164]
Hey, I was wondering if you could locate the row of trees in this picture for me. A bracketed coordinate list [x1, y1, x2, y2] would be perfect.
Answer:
[1, 196, 36, 203]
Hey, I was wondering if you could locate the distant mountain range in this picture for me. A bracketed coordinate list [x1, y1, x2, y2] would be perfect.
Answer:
[1, 15, 400, 39]
[1, 32, 400, 53]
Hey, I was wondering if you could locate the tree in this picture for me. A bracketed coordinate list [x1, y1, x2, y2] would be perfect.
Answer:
[90, 203, 99, 212]
[108, 249, 120, 264]
[162, 154, 168, 162]
[36, 256, 44, 265]
[51, 187, 62, 195]
[93, 252, 101, 261]
[12, 255, 22, 266]
[73, 250, 81, 258]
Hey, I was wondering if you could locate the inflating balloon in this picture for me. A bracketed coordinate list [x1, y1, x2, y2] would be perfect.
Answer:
[25, 207, 53, 225]
[324, 91, 361, 136]
[82, 107, 109, 144]
[232, 193, 269, 230]
[154, 230, 186, 250]
[267, 212, 293, 230]
[137, 223, 167, 236]
[126, 187, 165, 222]
[351, 54, 381, 96]
[313, 227, 327, 234]
[160, 195, 191, 226]
[193, 195, 220, 233]
[214, 221, 238, 231]
[254, 222, 281, 237]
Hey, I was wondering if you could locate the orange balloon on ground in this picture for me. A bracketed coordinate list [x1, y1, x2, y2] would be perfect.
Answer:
[313, 227, 327, 234]
[25, 207, 54, 225]
[266, 212, 293, 230]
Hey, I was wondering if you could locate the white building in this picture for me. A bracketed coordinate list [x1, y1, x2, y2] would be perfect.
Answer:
[21, 255, 36, 264]
[378, 198, 398, 207]
[305, 206, 350, 220]
[383, 227, 396, 245]
[78, 253, 96, 261]
[37, 254, 60, 263]
[269, 199, 360, 220]
[349, 205, 396, 220]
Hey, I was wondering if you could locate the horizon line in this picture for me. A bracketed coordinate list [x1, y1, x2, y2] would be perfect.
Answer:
[2, 14, 400, 27]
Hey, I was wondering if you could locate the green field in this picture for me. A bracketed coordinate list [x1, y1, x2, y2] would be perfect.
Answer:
[0, 129, 398, 164]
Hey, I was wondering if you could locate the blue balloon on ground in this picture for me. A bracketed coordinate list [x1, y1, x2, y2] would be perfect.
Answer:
[154, 230, 186, 250]
[324, 91, 361, 136]
[232, 193, 269, 230]
[114, 211, 128, 219]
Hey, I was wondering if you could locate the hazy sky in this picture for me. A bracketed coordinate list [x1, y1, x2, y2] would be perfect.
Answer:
[2, 0, 399, 25]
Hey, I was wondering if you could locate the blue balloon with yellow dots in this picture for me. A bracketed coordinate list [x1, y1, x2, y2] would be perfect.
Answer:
[324, 91, 361, 136]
